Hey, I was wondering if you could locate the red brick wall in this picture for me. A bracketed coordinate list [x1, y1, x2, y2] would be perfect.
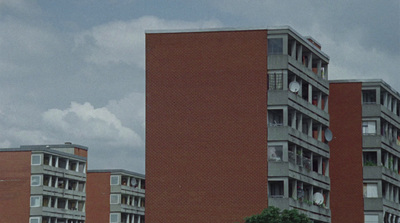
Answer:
[74, 147, 88, 157]
[329, 82, 364, 223]
[0, 151, 31, 223]
[146, 30, 269, 223]
[86, 172, 111, 223]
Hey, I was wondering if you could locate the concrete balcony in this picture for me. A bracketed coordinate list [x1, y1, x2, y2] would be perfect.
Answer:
[268, 126, 329, 154]
[111, 204, 145, 214]
[268, 197, 330, 222]
[363, 166, 400, 183]
[31, 206, 85, 220]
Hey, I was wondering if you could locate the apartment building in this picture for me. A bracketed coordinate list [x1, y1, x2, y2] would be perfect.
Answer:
[330, 80, 400, 223]
[0, 143, 88, 223]
[86, 169, 145, 223]
[146, 27, 331, 222]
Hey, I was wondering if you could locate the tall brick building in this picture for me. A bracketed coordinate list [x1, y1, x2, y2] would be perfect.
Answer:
[0, 143, 88, 223]
[330, 80, 400, 223]
[146, 27, 331, 222]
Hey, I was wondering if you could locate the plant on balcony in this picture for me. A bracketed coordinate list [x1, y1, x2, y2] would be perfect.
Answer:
[244, 206, 311, 223]
[364, 161, 377, 166]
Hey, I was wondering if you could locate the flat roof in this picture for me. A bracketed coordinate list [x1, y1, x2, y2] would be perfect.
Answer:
[329, 79, 400, 98]
[146, 26, 329, 60]
[87, 169, 145, 178]
[0, 143, 88, 160]
[20, 143, 88, 151]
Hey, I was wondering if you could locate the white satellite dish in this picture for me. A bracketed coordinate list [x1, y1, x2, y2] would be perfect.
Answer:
[325, 128, 333, 142]
[131, 178, 137, 187]
[289, 81, 300, 93]
[313, 192, 324, 205]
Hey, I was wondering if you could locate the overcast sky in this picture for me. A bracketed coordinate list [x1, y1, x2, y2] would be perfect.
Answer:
[0, 0, 399, 174]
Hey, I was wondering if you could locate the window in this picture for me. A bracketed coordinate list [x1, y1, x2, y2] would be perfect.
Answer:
[363, 90, 376, 104]
[110, 175, 119, 185]
[110, 213, 119, 223]
[269, 181, 284, 197]
[110, 194, 120, 204]
[363, 183, 378, 198]
[31, 154, 41, 165]
[362, 121, 376, 134]
[363, 152, 377, 166]
[268, 110, 283, 126]
[30, 196, 41, 207]
[268, 73, 283, 90]
[31, 175, 41, 186]
[364, 214, 379, 223]
[29, 217, 41, 223]
[268, 146, 283, 162]
[268, 38, 283, 54]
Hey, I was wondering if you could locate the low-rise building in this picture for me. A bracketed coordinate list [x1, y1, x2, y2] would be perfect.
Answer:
[86, 169, 145, 223]
[0, 143, 88, 223]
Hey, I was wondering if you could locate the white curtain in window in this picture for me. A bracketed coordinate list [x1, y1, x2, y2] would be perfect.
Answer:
[364, 184, 378, 198]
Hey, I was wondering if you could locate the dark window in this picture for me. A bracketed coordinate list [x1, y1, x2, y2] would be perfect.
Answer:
[268, 38, 283, 54]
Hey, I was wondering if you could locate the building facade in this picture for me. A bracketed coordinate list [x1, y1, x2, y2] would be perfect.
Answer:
[0, 143, 88, 223]
[146, 27, 331, 222]
[86, 169, 145, 223]
[330, 80, 400, 223]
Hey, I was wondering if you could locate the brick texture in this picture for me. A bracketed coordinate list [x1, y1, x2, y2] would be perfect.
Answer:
[86, 172, 111, 223]
[329, 82, 364, 223]
[0, 151, 31, 223]
[146, 30, 269, 223]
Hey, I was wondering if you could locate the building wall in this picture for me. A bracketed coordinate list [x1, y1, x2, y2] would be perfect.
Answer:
[0, 151, 31, 223]
[74, 147, 88, 158]
[329, 82, 364, 223]
[86, 172, 111, 223]
[146, 30, 269, 223]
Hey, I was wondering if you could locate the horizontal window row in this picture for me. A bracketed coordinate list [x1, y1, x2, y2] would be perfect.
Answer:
[268, 108, 330, 144]
[268, 37, 328, 80]
[30, 195, 85, 212]
[363, 89, 400, 117]
[268, 143, 329, 177]
[110, 194, 145, 207]
[110, 175, 145, 190]
[31, 154, 86, 173]
[110, 213, 145, 223]
[363, 150, 400, 174]
[30, 216, 84, 223]
[31, 175, 86, 192]
[364, 181, 400, 204]
[267, 72, 328, 112]
[268, 179, 329, 208]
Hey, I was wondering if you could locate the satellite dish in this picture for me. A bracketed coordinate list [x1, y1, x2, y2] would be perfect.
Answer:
[313, 192, 324, 205]
[325, 128, 333, 142]
[130, 178, 137, 187]
[289, 81, 300, 93]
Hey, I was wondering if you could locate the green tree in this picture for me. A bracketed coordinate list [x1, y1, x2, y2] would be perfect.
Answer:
[244, 206, 311, 223]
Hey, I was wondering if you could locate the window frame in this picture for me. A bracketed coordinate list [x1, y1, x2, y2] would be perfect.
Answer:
[362, 121, 377, 134]
[29, 217, 41, 223]
[30, 196, 41, 207]
[110, 175, 120, 185]
[31, 154, 41, 165]
[110, 213, 119, 223]
[31, 175, 42, 186]
[110, 194, 120, 204]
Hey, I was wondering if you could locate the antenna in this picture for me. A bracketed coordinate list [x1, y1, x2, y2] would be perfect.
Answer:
[313, 192, 324, 205]
[289, 81, 300, 93]
[325, 128, 333, 142]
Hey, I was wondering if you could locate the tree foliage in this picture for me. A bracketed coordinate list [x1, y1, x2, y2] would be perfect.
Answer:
[244, 206, 311, 223]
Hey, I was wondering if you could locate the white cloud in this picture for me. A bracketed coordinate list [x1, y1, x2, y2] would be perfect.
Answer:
[42, 101, 142, 147]
[74, 16, 222, 69]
